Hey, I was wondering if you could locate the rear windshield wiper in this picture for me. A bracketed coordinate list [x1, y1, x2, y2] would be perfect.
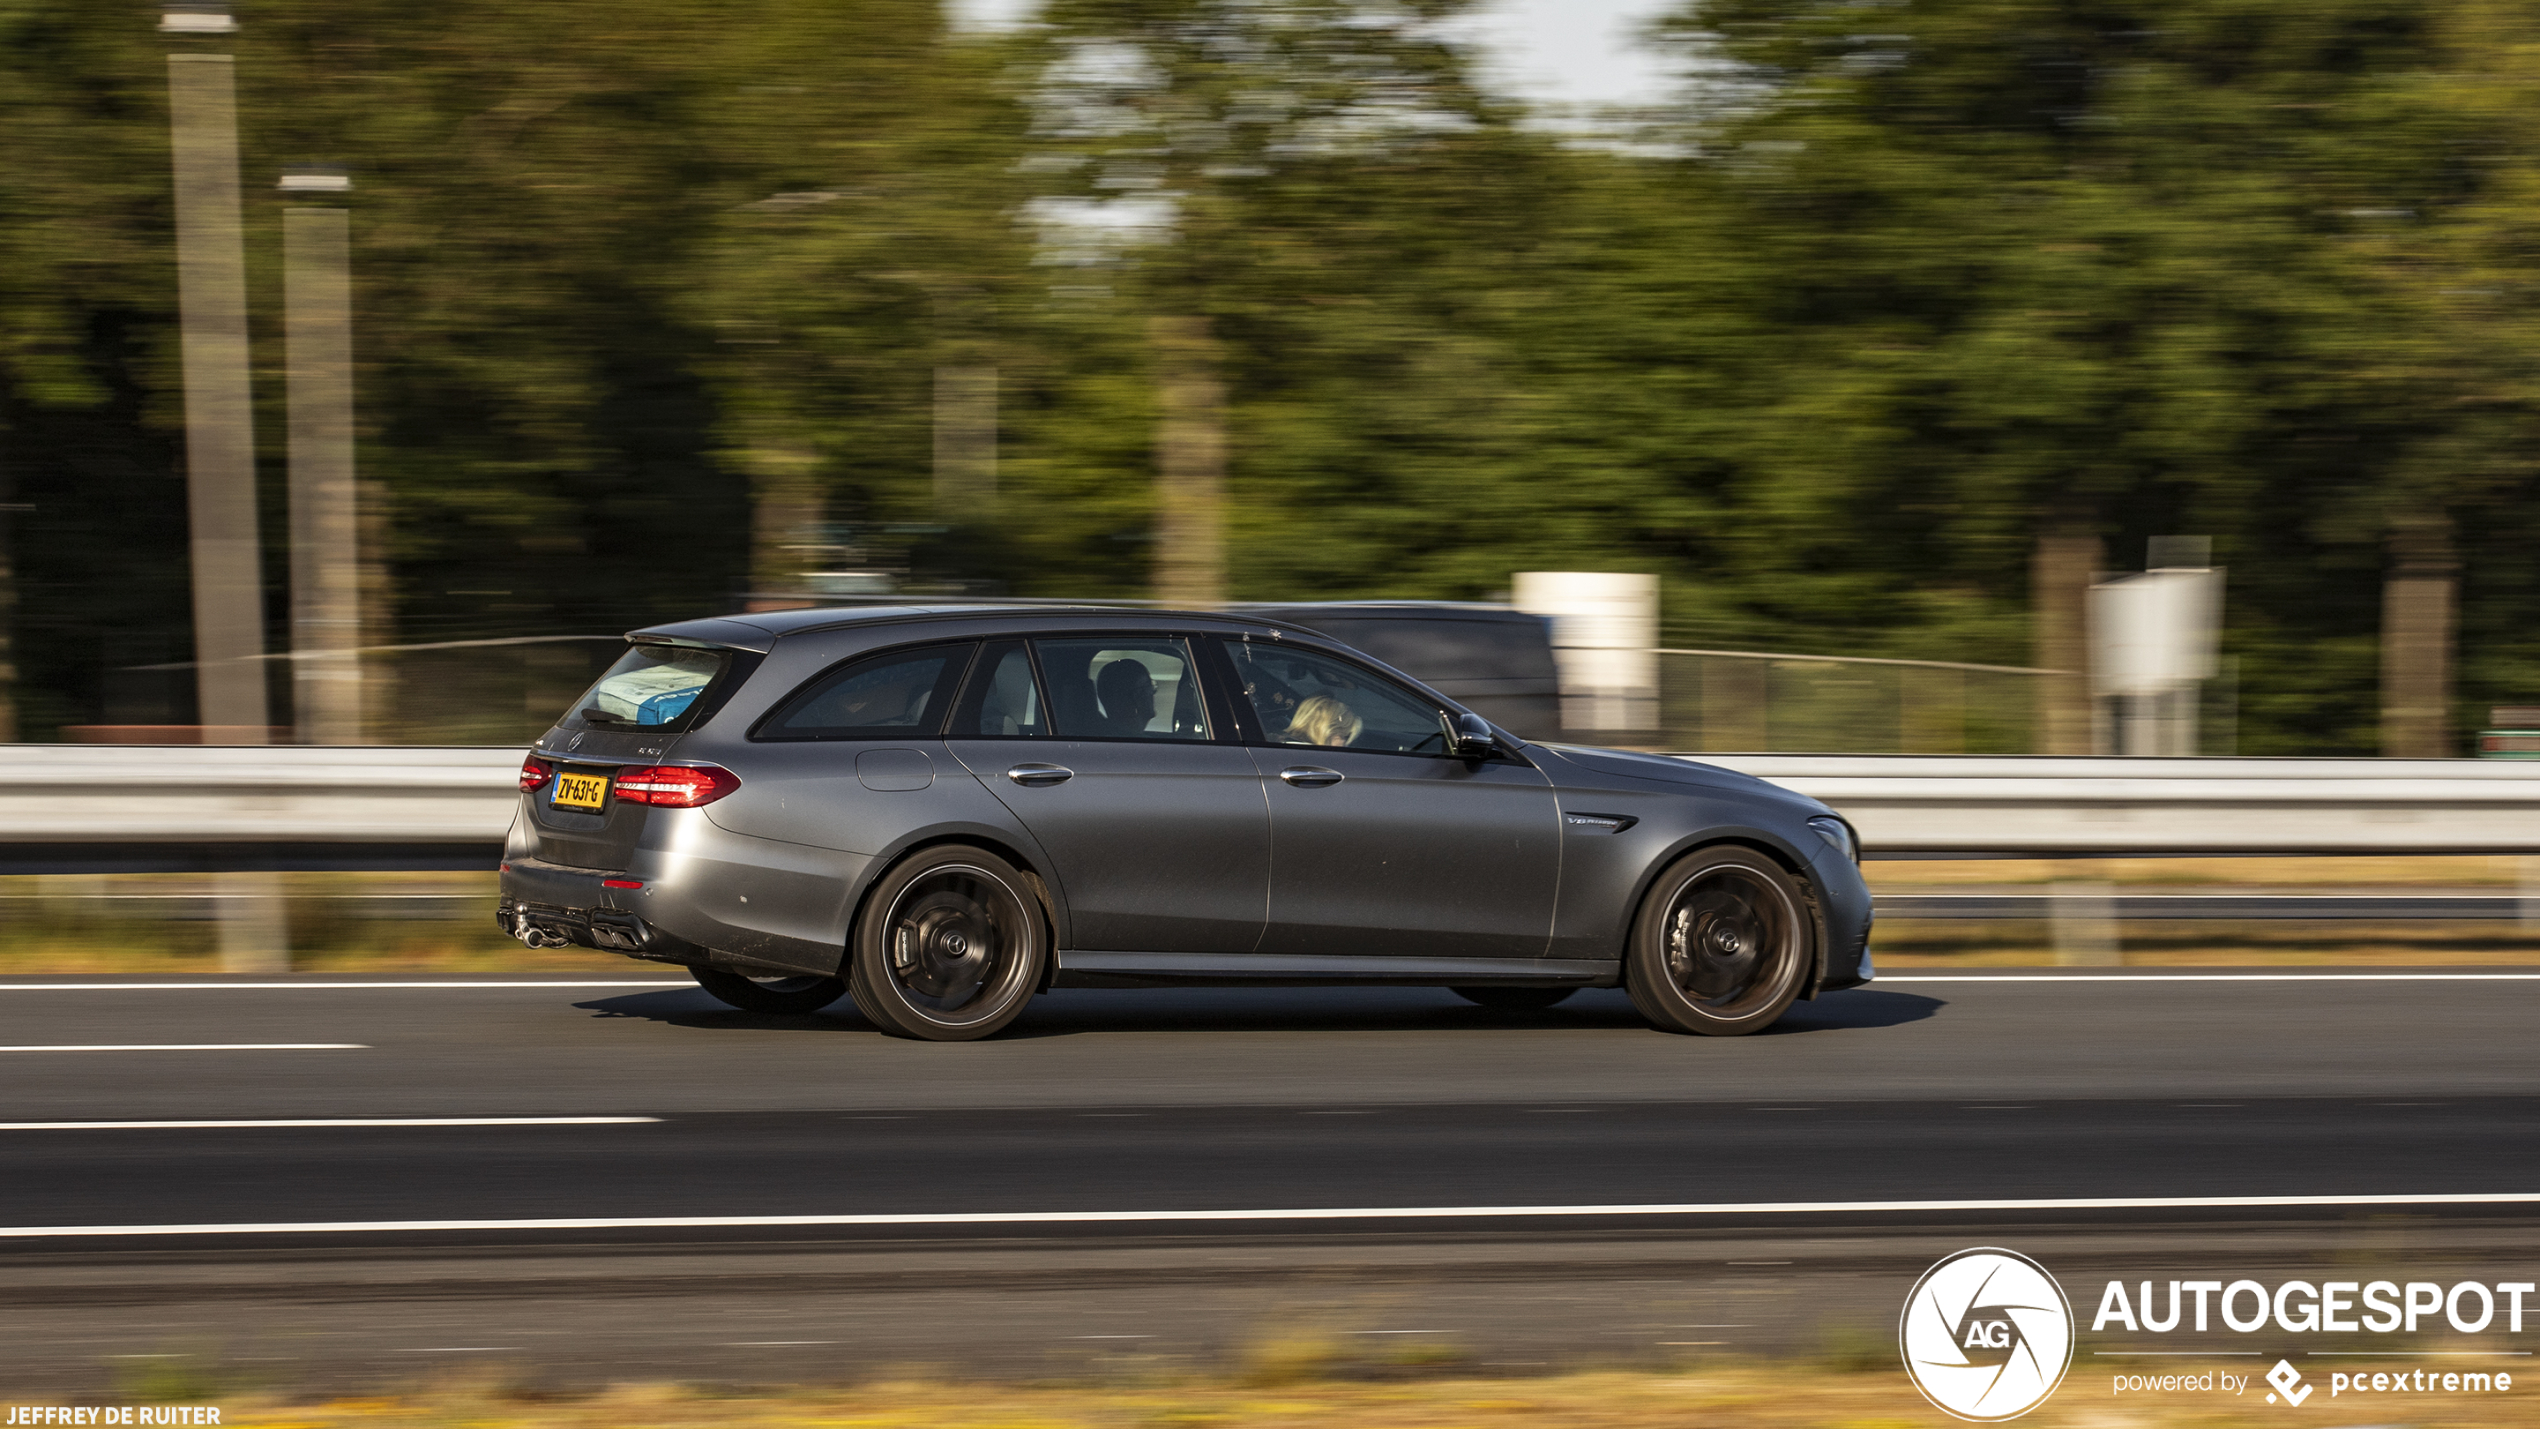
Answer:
[579, 707, 633, 726]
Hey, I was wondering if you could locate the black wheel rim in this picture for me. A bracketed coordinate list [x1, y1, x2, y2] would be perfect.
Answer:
[1661, 865, 1801, 1017]
[884, 865, 1033, 1027]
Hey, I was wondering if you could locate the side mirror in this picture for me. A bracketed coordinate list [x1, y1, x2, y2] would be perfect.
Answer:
[1451, 711, 1500, 759]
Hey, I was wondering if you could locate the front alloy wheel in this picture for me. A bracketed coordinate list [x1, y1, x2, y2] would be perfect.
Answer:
[1625, 847, 1812, 1035]
[848, 845, 1045, 1041]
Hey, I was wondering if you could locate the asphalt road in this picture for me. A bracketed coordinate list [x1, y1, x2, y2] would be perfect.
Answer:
[5, 969, 2539, 1392]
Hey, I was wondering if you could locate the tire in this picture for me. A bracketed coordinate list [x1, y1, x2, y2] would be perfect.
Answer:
[1624, 846, 1813, 1036]
[1450, 986, 1578, 1012]
[691, 967, 847, 1015]
[848, 845, 1047, 1042]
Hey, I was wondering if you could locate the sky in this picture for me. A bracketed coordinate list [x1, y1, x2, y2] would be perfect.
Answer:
[944, 0, 1683, 115]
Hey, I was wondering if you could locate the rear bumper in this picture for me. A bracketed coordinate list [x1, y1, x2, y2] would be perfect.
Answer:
[496, 857, 711, 967]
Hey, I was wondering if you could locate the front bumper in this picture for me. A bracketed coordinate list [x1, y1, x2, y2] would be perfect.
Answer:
[1807, 841, 1876, 993]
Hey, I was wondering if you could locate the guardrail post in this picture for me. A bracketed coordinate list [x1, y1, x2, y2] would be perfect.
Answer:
[2050, 881, 2120, 966]
[217, 870, 289, 974]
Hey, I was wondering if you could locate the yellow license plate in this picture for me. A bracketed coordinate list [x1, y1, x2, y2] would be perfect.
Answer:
[552, 771, 610, 812]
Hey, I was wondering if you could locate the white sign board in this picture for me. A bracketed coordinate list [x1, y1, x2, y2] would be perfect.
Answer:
[1513, 571, 1659, 730]
[2089, 568, 2223, 695]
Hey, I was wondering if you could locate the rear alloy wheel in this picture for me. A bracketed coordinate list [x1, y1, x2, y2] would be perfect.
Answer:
[848, 845, 1046, 1042]
[691, 968, 847, 1015]
[1450, 986, 1577, 1012]
[1625, 847, 1813, 1036]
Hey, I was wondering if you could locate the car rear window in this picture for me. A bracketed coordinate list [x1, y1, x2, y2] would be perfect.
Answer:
[755, 642, 976, 740]
[564, 644, 737, 733]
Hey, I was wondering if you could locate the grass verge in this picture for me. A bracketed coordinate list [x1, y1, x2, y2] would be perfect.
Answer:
[81, 1363, 2539, 1429]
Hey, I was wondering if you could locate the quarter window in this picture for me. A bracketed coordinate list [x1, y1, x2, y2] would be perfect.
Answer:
[1033, 638, 1210, 741]
[1223, 640, 1452, 755]
[756, 643, 974, 740]
[567, 643, 732, 733]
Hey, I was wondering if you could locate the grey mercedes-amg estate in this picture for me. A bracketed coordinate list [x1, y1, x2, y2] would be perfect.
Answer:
[497, 605, 1873, 1040]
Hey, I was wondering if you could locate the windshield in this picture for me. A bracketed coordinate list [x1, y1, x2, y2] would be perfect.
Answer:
[563, 643, 732, 733]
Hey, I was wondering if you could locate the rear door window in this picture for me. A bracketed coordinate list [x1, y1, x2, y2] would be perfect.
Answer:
[1033, 638, 1211, 741]
[567, 644, 734, 733]
[755, 643, 975, 740]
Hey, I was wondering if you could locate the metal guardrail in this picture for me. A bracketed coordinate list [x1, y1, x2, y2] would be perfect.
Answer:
[1696, 755, 2540, 856]
[3, 746, 2539, 871]
[1881, 894, 2527, 921]
[0, 745, 519, 872]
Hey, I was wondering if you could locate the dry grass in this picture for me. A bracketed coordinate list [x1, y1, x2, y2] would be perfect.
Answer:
[5, 860, 2538, 974]
[130, 1364, 2535, 1429]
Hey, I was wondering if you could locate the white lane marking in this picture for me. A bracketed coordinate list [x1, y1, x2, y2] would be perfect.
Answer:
[7, 1192, 2540, 1239]
[0, 1117, 659, 1131]
[0, 1043, 365, 1052]
[1881, 973, 2540, 982]
[0, 982, 689, 990]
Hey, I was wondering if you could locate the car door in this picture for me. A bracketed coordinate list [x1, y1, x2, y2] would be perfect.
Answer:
[1218, 636, 1560, 960]
[945, 636, 1269, 954]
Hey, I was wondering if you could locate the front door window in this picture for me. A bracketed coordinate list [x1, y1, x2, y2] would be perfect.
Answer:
[1226, 642, 1450, 754]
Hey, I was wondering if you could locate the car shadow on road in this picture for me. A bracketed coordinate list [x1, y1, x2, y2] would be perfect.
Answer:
[1758, 988, 1945, 1034]
[572, 985, 1943, 1038]
[575, 988, 874, 1033]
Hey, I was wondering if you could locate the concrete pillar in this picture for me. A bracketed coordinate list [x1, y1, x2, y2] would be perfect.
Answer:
[168, 54, 270, 741]
[285, 205, 362, 745]
[216, 868, 290, 975]
[0, 487, 16, 743]
[1900, 664, 1966, 754]
[171, 51, 286, 972]
[2050, 880, 2120, 966]
[747, 445, 822, 600]
[1151, 316, 1225, 609]
[932, 367, 997, 512]
[1702, 657, 1769, 752]
[2381, 519, 2458, 758]
[2031, 534, 2098, 755]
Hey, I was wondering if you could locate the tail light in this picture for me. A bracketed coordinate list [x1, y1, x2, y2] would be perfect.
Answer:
[519, 755, 554, 792]
[614, 764, 740, 808]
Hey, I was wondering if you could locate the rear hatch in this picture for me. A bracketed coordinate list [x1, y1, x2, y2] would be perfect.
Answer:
[522, 641, 750, 871]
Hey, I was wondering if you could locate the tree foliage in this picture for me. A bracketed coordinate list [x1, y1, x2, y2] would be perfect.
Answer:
[5, 0, 2539, 749]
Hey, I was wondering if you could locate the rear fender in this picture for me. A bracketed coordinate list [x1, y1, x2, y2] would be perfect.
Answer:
[841, 822, 1072, 985]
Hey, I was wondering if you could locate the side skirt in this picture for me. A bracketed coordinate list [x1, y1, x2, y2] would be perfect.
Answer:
[1051, 951, 1621, 990]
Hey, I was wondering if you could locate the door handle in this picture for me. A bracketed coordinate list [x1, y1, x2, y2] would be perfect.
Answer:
[1278, 766, 1344, 788]
[1006, 763, 1074, 787]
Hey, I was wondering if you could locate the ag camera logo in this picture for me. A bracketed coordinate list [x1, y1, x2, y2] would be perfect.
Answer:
[1901, 1248, 2076, 1421]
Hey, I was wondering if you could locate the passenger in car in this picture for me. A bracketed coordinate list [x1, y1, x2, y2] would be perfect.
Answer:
[1285, 695, 1362, 747]
[1094, 659, 1159, 737]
